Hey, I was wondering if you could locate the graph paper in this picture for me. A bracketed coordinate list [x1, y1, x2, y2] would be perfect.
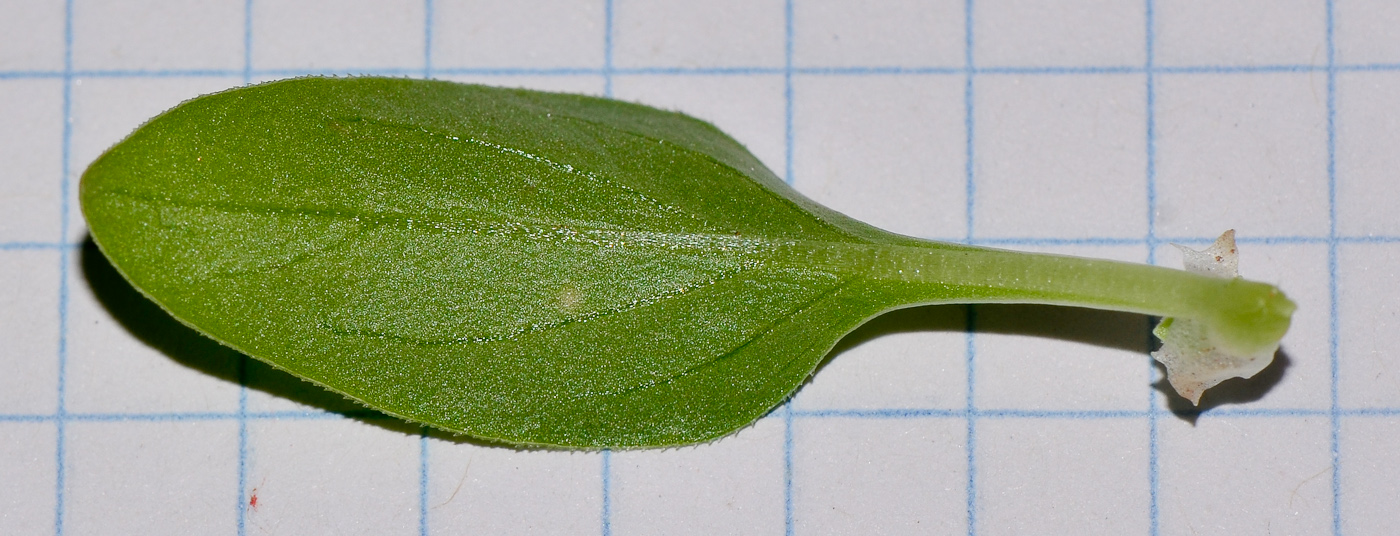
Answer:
[2, 0, 1397, 534]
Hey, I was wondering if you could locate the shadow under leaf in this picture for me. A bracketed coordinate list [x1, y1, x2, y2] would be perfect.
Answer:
[1156, 347, 1292, 424]
[809, 302, 1287, 410]
[813, 302, 1154, 379]
[80, 236, 429, 438]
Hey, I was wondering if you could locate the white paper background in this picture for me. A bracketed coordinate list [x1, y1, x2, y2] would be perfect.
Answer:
[2, 1, 1397, 535]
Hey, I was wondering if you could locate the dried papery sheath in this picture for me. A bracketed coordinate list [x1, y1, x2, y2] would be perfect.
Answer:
[1152, 231, 1281, 404]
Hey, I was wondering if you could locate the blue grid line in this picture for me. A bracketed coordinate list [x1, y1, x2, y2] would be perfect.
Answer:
[1186, 407, 1331, 418]
[600, 449, 612, 536]
[971, 237, 1148, 247]
[235, 3, 254, 536]
[962, 2, 977, 243]
[793, 66, 966, 75]
[963, 306, 978, 536]
[793, 408, 964, 419]
[0, 411, 300, 422]
[967, 234, 1341, 246]
[782, 0, 796, 534]
[13, 61, 1400, 81]
[793, 408, 1145, 419]
[0, 242, 77, 250]
[1144, 1, 1162, 534]
[1342, 62, 1400, 72]
[977, 65, 1141, 75]
[1143, 0, 1160, 259]
[603, 0, 614, 98]
[782, 404, 795, 536]
[983, 408, 1143, 419]
[971, 234, 1350, 246]
[1155, 64, 1328, 74]
[972, 235, 1396, 246]
[793, 407, 1345, 420]
[1159, 235, 1331, 245]
[56, 410, 423, 421]
[0, 415, 53, 423]
[1324, 1, 1343, 535]
[418, 4, 435, 535]
[52, 0, 74, 533]
[783, 0, 795, 186]
[242, 0, 252, 83]
[600, 3, 615, 534]
[962, 2, 979, 534]
[1344, 408, 1400, 417]
[0, 70, 62, 79]
[418, 427, 429, 536]
[423, 0, 434, 79]
[7, 405, 1379, 424]
[1340, 235, 1400, 244]
[43, 411, 348, 422]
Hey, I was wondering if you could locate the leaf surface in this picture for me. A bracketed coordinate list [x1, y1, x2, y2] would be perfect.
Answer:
[82, 77, 935, 447]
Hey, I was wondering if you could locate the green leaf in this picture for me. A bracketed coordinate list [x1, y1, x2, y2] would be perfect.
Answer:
[81, 77, 1294, 448]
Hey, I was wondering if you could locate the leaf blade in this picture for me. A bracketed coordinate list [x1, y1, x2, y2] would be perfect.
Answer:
[82, 77, 900, 447]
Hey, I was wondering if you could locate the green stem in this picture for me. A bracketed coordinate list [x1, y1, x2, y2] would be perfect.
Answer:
[795, 240, 1295, 356]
